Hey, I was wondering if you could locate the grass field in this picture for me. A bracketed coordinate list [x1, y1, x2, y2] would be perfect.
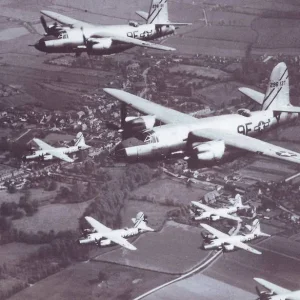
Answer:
[144, 274, 255, 300]
[0, 242, 43, 267]
[8, 261, 175, 300]
[12, 201, 91, 233]
[131, 178, 208, 206]
[95, 221, 209, 274]
[203, 236, 300, 294]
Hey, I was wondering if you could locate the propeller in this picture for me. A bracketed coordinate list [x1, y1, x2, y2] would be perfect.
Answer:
[40, 16, 49, 34]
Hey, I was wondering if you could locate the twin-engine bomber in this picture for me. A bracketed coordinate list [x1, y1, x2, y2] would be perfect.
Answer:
[33, 0, 191, 56]
[104, 62, 300, 167]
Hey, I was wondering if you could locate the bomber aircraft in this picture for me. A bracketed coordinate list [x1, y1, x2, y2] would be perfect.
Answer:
[25, 132, 90, 163]
[33, 0, 190, 56]
[191, 194, 249, 222]
[78, 212, 154, 250]
[254, 278, 300, 300]
[200, 219, 270, 255]
[104, 62, 300, 167]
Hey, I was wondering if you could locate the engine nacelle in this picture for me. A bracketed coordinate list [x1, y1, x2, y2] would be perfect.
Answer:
[90, 38, 113, 50]
[42, 154, 53, 161]
[222, 244, 234, 252]
[201, 232, 216, 241]
[237, 108, 251, 117]
[210, 215, 220, 221]
[124, 115, 156, 133]
[192, 140, 225, 161]
[45, 39, 68, 48]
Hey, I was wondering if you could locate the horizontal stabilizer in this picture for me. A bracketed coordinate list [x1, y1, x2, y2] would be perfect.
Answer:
[156, 22, 192, 26]
[136, 10, 148, 20]
[273, 105, 300, 113]
[238, 87, 264, 105]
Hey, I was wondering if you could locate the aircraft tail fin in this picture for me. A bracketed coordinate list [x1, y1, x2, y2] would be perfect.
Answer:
[233, 194, 243, 208]
[75, 132, 89, 148]
[132, 212, 154, 232]
[250, 219, 270, 237]
[147, 0, 169, 24]
[262, 62, 290, 111]
[233, 194, 250, 209]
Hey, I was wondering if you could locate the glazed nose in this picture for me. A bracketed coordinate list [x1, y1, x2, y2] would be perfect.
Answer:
[34, 38, 46, 51]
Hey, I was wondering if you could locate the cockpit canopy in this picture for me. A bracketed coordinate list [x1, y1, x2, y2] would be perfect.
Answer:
[57, 32, 68, 39]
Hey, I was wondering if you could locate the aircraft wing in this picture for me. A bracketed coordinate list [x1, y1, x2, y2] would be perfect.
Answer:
[85, 216, 112, 233]
[41, 10, 93, 28]
[33, 138, 54, 150]
[200, 223, 229, 239]
[101, 231, 137, 251]
[103, 88, 197, 124]
[91, 34, 175, 51]
[191, 201, 214, 212]
[190, 128, 300, 165]
[215, 212, 242, 222]
[229, 240, 261, 255]
[47, 150, 74, 163]
[254, 278, 291, 295]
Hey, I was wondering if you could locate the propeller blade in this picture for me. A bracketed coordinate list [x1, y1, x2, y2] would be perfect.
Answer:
[255, 286, 262, 296]
[40, 16, 48, 34]
[106, 121, 120, 131]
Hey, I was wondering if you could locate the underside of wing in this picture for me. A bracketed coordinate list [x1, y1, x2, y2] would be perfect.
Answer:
[103, 88, 198, 124]
[48, 151, 74, 163]
[102, 232, 137, 250]
[230, 240, 261, 255]
[191, 128, 300, 165]
[41, 10, 93, 28]
[85, 216, 112, 233]
[33, 138, 54, 150]
[253, 278, 291, 295]
[91, 33, 175, 51]
[200, 223, 229, 239]
[216, 212, 242, 222]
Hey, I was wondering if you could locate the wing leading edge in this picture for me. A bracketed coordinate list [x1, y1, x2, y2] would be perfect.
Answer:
[41, 10, 93, 28]
[104, 88, 197, 124]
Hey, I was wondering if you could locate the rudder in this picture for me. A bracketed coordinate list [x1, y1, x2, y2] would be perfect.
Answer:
[147, 0, 168, 24]
[262, 62, 290, 110]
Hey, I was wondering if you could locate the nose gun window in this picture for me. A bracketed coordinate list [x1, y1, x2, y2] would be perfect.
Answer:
[63, 34, 68, 39]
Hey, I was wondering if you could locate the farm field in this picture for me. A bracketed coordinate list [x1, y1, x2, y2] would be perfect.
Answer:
[12, 201, 91, 233]
[203, 236, 300, 294]
[195, 81, 243, 109]
[0, 242, 43, 267]
[95, 221, 209, 274]
[144, 274, 255, 300]
[169, 65, 232, 81]
[0, 188, 59, 206]
[7, 261, 175, 300]
[131, 178, 208, 206]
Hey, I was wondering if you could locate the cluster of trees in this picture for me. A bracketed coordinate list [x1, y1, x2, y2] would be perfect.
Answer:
[0, 230, 89, 290]
[80, 163, 153, 229]
[0, 191, 38, 225]
[55, 181, 98, 203]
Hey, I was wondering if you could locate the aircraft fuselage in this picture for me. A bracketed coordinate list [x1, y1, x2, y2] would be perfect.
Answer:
[34, 24, 175, 55]
[117, 110, 297, 163]
[78, 227, 141, 246]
